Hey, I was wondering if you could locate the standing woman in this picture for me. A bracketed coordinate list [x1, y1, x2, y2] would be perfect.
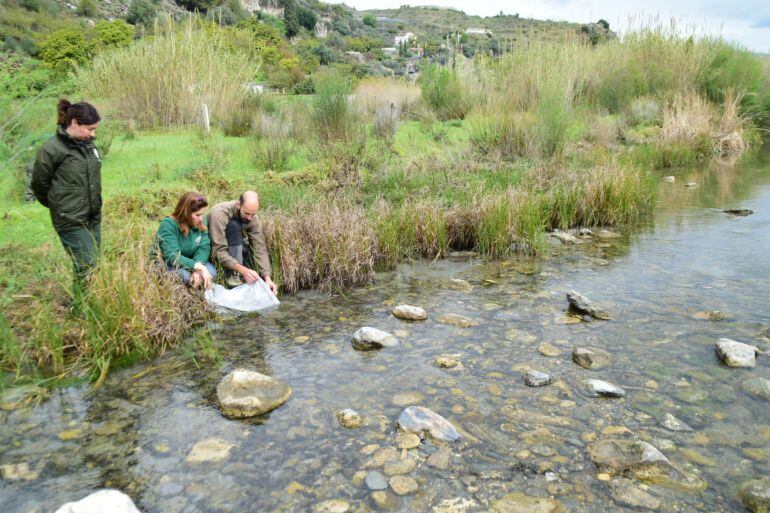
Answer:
[31, 99, 102, 296]
[153, 192, 217, 289]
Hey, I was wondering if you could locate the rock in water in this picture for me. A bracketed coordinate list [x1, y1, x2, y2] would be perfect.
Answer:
[743, 378, 770, 400]
[715, 338, 758, 368]
[567, 291, 611, 320]
[54, 490, 141, 513]
[660, 413, 693, 432]
[352, 327, 399, 350]
[684, 182, 699, 188]
[572, 347, 612, 369]
[436, 314, 479, 328]
[588, 440, 674, 481]
[551, 230, 581, 245]
[389, 475, 418, 495]
[434, 355, 462, 369]
[595, 229, 621, 240]
[663, 176, 675, 183]
[397, 406, 461, 442]
[490, 492, 565, 513]
[312, 500, 351, 513]
[186, 438, 234, 463]
[365, 471, 388, 490]
[336, 409, 365, 429]
[216, 369, 292, 418]
[740, 478, 770, 513]
[609, 477, 661, 510]
[724, 208, 754, 217]
[524, 370, 553, 387]
[692, 310, 728, 321]
[584, 379, 625, 398]
[391, 305, 427, 321]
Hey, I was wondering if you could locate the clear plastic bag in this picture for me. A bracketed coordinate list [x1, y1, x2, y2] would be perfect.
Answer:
[204, 280, 280, 313]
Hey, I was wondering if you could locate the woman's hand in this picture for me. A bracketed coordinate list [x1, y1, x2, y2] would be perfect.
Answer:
[193, 263, 213, 290]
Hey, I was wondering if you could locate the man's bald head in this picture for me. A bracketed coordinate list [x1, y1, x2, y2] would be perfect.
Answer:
[238, 191, 260, 222]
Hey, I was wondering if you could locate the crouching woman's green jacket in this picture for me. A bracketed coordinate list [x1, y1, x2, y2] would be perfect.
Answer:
[31, 125, 102, 233]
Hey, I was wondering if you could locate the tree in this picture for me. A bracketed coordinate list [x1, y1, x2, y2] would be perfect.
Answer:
[127, 0, 157, 27]
[597, 19, 609, 31]
[94, 20, 135, 49]
[282, 0, 301, 38]
[363, 14, 376, 27]
[297, 7, 316, 31]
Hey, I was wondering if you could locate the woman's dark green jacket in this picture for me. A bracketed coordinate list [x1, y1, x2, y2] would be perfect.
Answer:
[31, 125, 102, 233]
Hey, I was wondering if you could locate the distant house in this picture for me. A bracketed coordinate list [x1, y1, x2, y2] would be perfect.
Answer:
[381, 47, 398, 57]
[394, 32, 415, 45]
[465, 28, 492, 35]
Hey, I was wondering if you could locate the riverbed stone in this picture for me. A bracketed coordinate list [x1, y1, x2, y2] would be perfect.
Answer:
[596, 229, 621, 239]
[391, 391, 424, 407]
[715, 338, 758, 368]
[435, 355, 462, 369]
[216, 369, 292, 418]
[663, 176, 675, 183]
[448, 278, 474, 292]
[383, 457, 417, 476]
[186, 438, 233, 463]
[397, 406, 461, 442]
[743, 377, 770, 400]
[584, 379, 625, 398]
[427, 449, 451, 470]
[54, 490, 141, 513]
[0, 462, 41, 481]
[739, 478, 770, 513]
[567, 291, 611, 320]
[524, 370, 553, 387]
[693, 310, 728, 321]
[395, 432, 421, 449]
[572, 347, 612, 369]
[313, 499, 351, 513]
[352, 327, 399, 350]
[551, 230, 581, 245]
[336, 409, 365, 429]
[389, 475, 418, 495]
[538, 343, 561, 357]
[490, 492, 565, 513]
[609, 477, 661, 510]
[433, 498, 478, 513]
[392, 305, 428, 321]
[365, 471, 388, 490]
[367, 446, 399, 468]
[437, 314, 479, 328]
[371, 490, 398, 510]
[724, 208, 754, 217]
[660, 413, 693, 432]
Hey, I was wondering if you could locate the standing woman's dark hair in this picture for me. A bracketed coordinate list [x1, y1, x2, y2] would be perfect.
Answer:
[57, 99, 101, 128]
[31, 98, 103, 308]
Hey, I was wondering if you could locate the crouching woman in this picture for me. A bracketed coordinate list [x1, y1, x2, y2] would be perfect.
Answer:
[152, 192, 217, 289]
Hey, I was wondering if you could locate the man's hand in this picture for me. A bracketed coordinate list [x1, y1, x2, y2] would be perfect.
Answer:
[264, 275, 278, 295]
[235, 264, 260, 284]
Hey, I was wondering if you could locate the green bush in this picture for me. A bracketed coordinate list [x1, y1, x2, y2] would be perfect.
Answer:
[0, 57, 56, 98]
[311, 70, 358, 143]
[38, 26, 95, 76]
[76, 0, 98, 17]
[94, 20, 135, 49]
[363, 14, 376, 27]
[419, 65, 471, 120]
[127, 0, 157, 27]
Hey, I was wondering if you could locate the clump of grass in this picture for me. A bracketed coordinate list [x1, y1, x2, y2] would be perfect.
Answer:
[712, 89, 749, 160]
[249, 112, 293, 171]
[627, 96, 662, 125]
[311, 70, 360, 144]
[354, 77, 421, 115]
[419, 64, 472, 121]
[265, 202, 376, 293]
[373, 104, 399, 143]
[82, 17, 255, 127]
[373, 200, 449, 269]
[221, 94, 262, 137]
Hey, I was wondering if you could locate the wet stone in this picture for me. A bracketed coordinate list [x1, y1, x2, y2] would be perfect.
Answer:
[743, 378, 770, 400]
[54, 490, 141, 513]
[660, 413, 693, 432]
[435, 355, 462, 369]
[337, 408, 365, 429]
[663, 176, 675, 183]
[716, 338, 758, 368]
[724, 208, 754, 217]
[365, 471, 388, 490]
[596, 229, 621, 239]
[312, 499, 351, 513]
[490, 492, 565, 513]
[389, 475, 418, 495]
[186, 438, 234, 463]
[368, 446, 399, 468]
[572, 347, 612, 370]
[216, 369, 292, 418]
[395, 432, 421, 449]
[584, 379, 625, 398]
[609, 477, 661, 510]
[383, 457, 416, 476]
[426, 449, 451, 470]
[448, 278, 474, 292]
[392, 305, 428, 321]
[436, 314, 479, 328]
[551, 230, 581, 245]
[352, 327, 399, 350]
[397, 406, 461, 442]
[538, 343, 561, 357]
[524, 370, 553, 387]
[739, 478, 770, 513]
[0, 462, 41, 481]
[371, 490, 398, 510]
[692, 310, 728, 321]
[567, 291, 611, 320]
[391, 391, 424, 407]
[432, 498, 478, 513]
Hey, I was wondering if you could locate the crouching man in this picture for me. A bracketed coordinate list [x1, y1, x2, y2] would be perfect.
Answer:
[208, 191, 278, 293]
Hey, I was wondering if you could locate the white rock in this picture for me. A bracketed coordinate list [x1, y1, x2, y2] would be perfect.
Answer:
[715, 338, 758, 368]
[584, 379, 626, 398]
[398, 406, 461, 442]
[216, 369, 292, 418]
[54, 490, 141, 513]
[663, 176, 675, 183]
[392, 304, 428, 321]
[551, 230, 581, 245]
[186, 438, 234, 463]
[661, 413, 693, 432]
[352, 327, 399, 350]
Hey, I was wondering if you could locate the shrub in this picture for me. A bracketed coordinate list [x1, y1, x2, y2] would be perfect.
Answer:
[127, 0, 157, 27]
[249, 112, 292, 171]
[419, 64, 471, 120]
[94, 20, 135, 49]
[220, 93, 262, 136]
[38, 26, 95, 76]
[311, 70, 359, 143]
[363, 14, 376, 27]
[76, 0, 98, 17]
[82, 18, 256, 127]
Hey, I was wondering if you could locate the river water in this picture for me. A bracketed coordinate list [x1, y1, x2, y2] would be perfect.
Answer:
[2, 152, 769, 513]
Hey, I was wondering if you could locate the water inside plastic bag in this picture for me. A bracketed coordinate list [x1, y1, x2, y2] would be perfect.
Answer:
[204, 280, 280, 313]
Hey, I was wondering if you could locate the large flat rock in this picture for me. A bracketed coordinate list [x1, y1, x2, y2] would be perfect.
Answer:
[397, 406, 461, 442]
[716, 338, 758, 368]
[216, 369, 292, 418]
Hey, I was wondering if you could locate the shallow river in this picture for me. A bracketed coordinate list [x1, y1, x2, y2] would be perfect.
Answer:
[2, 152, 769, 513]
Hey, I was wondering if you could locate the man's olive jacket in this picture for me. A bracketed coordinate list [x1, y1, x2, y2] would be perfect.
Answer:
[31, 125, 102, 233]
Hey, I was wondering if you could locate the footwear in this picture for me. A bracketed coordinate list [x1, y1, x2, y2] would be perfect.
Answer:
[226, 275, 244, 288]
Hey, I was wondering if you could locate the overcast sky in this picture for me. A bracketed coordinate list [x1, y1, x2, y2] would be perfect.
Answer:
[324, 0, 770, 53]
